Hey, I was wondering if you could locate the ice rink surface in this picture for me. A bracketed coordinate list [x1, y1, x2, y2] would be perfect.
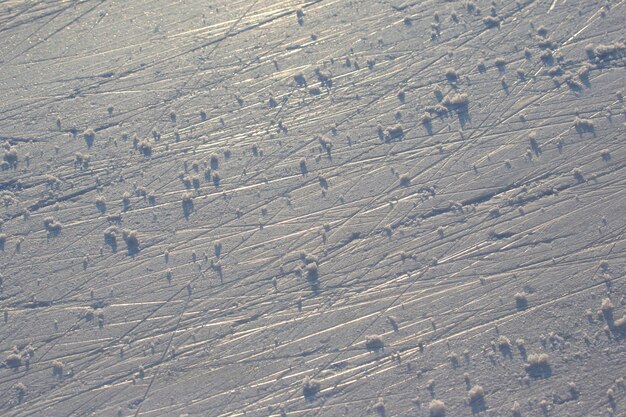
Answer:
[1, 1, 625, 416]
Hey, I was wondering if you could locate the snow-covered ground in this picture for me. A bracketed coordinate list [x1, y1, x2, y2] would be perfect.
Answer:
[1, 1, 625, 416]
